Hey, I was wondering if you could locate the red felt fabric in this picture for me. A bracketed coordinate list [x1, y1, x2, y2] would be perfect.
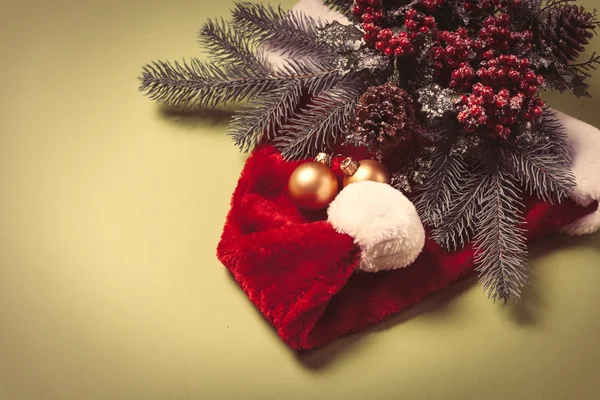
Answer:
[217, 145, 598, 350]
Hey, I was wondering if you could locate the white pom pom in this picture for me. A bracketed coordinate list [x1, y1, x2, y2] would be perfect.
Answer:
[327, 181, 426, 272]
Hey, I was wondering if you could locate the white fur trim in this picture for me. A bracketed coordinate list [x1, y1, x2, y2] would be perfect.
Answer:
[327, 181, 426, 272]
[555, 111, 600, 235]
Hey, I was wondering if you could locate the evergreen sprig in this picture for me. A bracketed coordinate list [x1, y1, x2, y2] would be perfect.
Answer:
[474, 166, 529, 303]
[198, 18, 268, 74]
[502, 141, 575, 204]
[433, 161, 491, 251]
[232, 1, 333, 58]
[276, 81, 363, 160]
[414, 144, 470, 227]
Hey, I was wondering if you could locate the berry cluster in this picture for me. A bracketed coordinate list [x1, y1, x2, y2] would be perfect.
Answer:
[405, 8, 438, 40]
[478, 14, 533, 54]
[376, 29, 415, 57]
[355, 5, 438, 57]
[457, 55, 545, 138]
[352, 0, 384, 43]
[431, 28, 476, 74]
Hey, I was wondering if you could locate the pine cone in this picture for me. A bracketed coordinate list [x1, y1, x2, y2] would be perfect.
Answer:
[539, 5, 598, 63]
[352, 83, 417, 155]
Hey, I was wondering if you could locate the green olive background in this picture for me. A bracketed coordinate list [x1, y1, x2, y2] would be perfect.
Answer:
[1, 1, 599, 399]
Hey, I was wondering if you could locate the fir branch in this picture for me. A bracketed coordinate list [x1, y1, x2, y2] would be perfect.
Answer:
[323, 0, 355, 20]
[139, 59, 271, 108]
[414, 144, 470, 227]
[232, 2, 333, 58]
[501, 139, 575, 204]
[474, 166, 528, 303]
[433, 162, 491, 251]
[198, 18, 268, 74]
[538, 108, 572, 161]
[139, 58, 344, 108]
[276, 81, 363, 160]
[228, 82, 303, 152]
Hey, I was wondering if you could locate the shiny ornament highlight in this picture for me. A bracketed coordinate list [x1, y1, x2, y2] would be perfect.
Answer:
[288, 161, 339, 211]
[343, 159, 391, 187]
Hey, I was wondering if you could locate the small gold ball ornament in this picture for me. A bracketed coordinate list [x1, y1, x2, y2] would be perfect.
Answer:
[342, 159, 391, 187]
[288, 154, 339, 211]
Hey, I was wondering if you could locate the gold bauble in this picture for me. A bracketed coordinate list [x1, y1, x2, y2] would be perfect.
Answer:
[288, 161, 339, 210]
[342, 159, 391, 187]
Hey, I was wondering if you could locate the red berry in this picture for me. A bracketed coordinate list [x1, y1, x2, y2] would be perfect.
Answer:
[405, 8, 417, 19]
[532, 106, 543, 118]
[498, 89, 510, 98]
[384, 47, 394, 56]
[496, 97, 508, 108]
[387, 37, 400, 48]
[352, 5, 363, 15]
[362, 13, 374, 23]
[405, 20, 418, 31]
[378, 28, 393, 40]
[509, 70, 521, 82]
[457, 27, 469, 38]
[483, 50, 495, 60]
[525, 71, 537, 83]
[394, 47, 405, 57]
[484, 16, 496, 28]
[399, 37, 412, 49]
[424, 16, 436, 28]
[363, 23, 377, 33]
[497, 14, 510, 26]
[375, 41, 387, 51]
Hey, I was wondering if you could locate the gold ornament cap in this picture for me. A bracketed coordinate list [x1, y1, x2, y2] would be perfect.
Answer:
[314, 152, 333, 168]
[340, 157, 360, 176]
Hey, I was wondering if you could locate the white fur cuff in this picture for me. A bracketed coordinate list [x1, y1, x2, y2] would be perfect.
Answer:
[556, 111, 600, 235]
[327, 181, 426, 272]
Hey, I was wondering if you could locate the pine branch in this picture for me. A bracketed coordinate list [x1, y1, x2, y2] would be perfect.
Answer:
[198, 18, 268, 74]
[538, 108, 573, 161]
[232, 2, 333, 58]
[275, 81, 362, 160]
[139, 58, 344, 108]
[501, 139, 575, 204]
[433, 162, 491, 251]
[228, 82, 303, 152]
[414, 144, 470, 227]
[474, 166, 528, 303]
[323, 0, 355, 20]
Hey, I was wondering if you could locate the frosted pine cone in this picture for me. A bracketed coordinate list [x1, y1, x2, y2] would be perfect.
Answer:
[349, 83, 417, 159]
[539, 5, 598, 63]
